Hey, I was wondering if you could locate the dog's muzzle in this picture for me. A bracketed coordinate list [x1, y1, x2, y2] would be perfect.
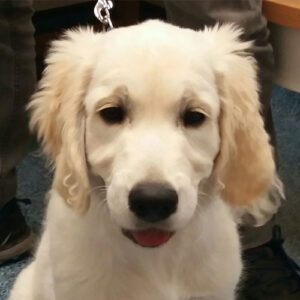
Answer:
[122, 182, 178, 247]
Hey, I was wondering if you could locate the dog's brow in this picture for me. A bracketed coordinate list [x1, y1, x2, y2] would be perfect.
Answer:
[182, 89, 212, 116]
[94, 86, 129, 110]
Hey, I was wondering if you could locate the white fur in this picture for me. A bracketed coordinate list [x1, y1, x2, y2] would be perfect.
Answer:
[11, 191, 241, 300]
[10, 21, 280, 300]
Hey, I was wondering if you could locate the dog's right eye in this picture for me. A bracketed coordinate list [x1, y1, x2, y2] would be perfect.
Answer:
[99, 106, 125, 124]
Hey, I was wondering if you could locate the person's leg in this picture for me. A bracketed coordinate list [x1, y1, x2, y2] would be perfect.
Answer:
[0, 0, 36, 262]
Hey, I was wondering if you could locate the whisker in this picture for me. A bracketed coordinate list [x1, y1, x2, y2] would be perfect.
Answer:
[89, 185, 108, 193]
[97, 198, 108, 210]
[197, 189, 214, 201]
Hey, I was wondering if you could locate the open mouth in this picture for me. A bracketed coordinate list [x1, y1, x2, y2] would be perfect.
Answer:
[122, 228, 174, 248]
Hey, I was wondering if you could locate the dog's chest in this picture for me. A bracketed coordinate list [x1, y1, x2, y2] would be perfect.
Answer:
[50, 244, 216, 300]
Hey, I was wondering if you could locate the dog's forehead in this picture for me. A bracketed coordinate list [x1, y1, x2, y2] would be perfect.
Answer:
[92, 21, 215, 79]
[85, 21, 219, 115]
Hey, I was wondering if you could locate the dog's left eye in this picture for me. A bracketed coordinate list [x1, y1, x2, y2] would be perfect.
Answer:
[99, 106, 125, 124]
[183, 110, 206, 127]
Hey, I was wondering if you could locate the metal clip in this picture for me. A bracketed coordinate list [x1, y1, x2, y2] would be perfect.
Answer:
[94, 0, 114, 31]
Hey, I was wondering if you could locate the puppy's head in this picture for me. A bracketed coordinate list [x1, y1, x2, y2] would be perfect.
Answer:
[29, 21, 275, 247]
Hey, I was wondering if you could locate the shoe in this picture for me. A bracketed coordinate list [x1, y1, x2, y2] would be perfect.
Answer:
[240, 225, 300, 299]
[0, 198, 34, 263]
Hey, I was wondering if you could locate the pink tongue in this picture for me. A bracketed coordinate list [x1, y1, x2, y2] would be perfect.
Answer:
[131, 228, 171, 247]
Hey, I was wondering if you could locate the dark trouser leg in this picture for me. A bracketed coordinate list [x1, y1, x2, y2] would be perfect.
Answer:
[0, 0, 36, 208]
[164, 0, 276, 249]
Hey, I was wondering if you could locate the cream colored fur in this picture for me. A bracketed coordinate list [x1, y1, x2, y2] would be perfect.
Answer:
[10, 21, 281, 300]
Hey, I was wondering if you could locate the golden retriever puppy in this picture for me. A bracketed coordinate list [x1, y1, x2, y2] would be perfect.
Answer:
[10, 20, 279, 300]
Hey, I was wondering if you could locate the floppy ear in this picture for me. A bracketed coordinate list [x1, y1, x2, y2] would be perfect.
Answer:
[28, 28, 99, 212]
[208, 24, 275, 206]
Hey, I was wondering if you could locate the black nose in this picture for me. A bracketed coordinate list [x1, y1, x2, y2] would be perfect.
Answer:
[129, 182, 178, 223]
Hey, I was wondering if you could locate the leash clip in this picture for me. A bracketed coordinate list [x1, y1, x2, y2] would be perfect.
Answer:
[94, 0, 114, 32]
